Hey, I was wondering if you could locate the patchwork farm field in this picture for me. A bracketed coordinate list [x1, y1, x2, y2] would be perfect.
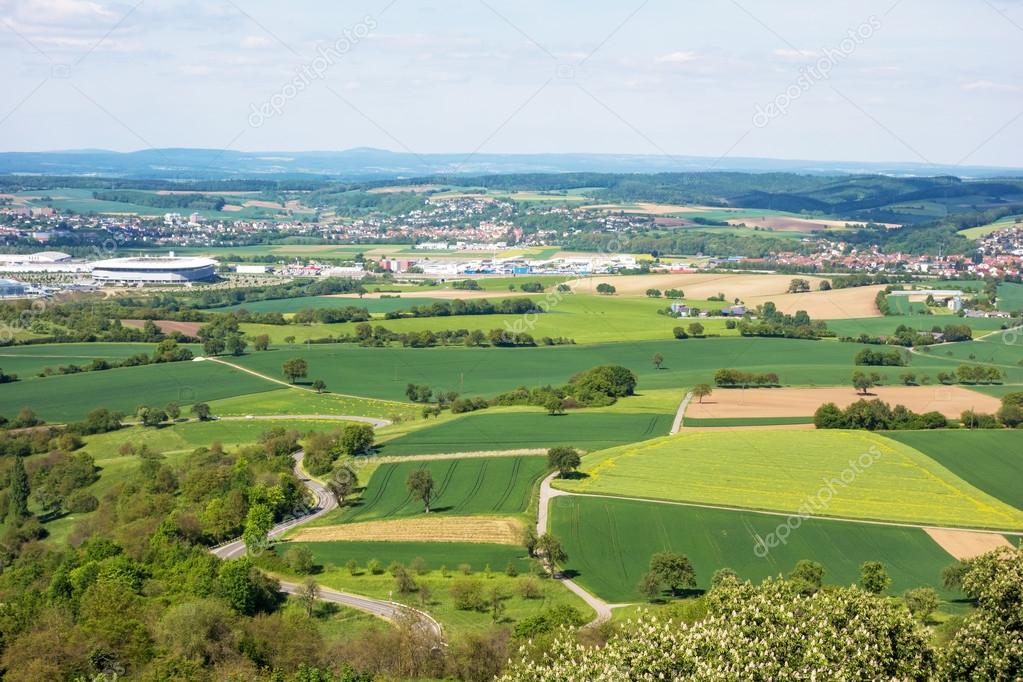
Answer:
[0, 359, 275, 422]
[559, 430, 1023, 529]
[885, 430, 1023, 510]
[335, 456, 547, 523]
[551, 496, 963, 603]
[378, 410, 671, 455]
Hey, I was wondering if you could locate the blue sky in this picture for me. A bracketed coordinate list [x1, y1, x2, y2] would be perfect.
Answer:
[1, 0, 1021, 166]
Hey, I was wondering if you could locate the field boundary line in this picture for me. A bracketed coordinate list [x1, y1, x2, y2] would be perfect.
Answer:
[550, 487, 1023, 536]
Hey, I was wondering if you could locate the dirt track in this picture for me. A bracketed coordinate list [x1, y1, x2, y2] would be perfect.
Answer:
[685, 385, 1002, 420]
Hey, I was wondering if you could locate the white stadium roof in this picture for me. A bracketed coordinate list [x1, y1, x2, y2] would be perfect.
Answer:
[90, 256, 218, 270]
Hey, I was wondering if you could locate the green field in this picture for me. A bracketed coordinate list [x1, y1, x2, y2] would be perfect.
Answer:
[558, 430, 1023, 529]
[335, 456, 547, 523]
[82, 418, 354, 455]
[885, 430, 1023, 510]
[378, 410, 672, 455]
[216, 295, 451, 314]
[681, 416, 813, 427]
[958, 215, 1023, 239]
[284, 540, 531, 574]
[997, 282, 1023, 313]
[205, 388, 418, 421]
[240, 294, 734, 345]
[0, 359, 275, 422]
[886, 295, 928, 315]
[0, 342, 191, 378]
[551, 496, 962, 603]
[919, 336, 1023, 369]
[228, 337, 1020, 404]
[17, 188, 281, 220]
[827, 315, 1010, 338]
[269, 544, 593, 634]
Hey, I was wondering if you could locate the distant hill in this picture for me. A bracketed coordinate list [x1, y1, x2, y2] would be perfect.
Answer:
[1, 147, 1021, 181]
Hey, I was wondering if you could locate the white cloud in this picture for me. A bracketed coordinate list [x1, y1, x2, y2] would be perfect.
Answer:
[240, 35, 272, 49]
[773, 48, 817, 59]
[962, 80, 1019, 93]
[655, 50, 697, 63]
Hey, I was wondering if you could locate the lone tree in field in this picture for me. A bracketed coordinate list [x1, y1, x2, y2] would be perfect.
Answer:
[547, 446, 581, 478]
[859, 561, 891, 595]
[649, 552, 696, 596]
[852, 370, 877, 395]
[327, 465, 358, 506]
[282, 358, 308, 384]
[653, 353, 664, 370]
[595, 283, 616, 295]
[544, 395, 565, 416]
[311, 379, 327, 393]
[407, 469, 435, 513]
[692, 383, 713, 403]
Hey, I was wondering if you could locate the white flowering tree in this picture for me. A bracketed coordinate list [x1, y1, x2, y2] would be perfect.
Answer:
[500, 576, 933, 681]
[938, 544, 1023, 680]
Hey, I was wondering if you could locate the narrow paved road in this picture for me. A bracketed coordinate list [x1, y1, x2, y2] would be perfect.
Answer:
[670, 391, 693, 434]
[537, 472, 629, 624]
[210, 449, 443, 639]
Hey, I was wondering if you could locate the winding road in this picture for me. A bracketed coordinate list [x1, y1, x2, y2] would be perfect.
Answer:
[210, 449, 443, 640]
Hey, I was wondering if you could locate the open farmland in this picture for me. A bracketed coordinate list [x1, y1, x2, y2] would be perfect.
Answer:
[684, 385, 1002, 420]
[0, 359, 275, 422]
[239, 294, 736, 345]
[564, 273, 827, 298]
[885, 430, 1023, 510]
[227, 337, 1013, 404]
[743, 285, 885, 319]
[378, 409, 672, 455]
[214, 295, 451, 314]
[335, 455, 547, 523]
[0, 342, 190, 378]
[827, 314, 1011, 337]
[551, 495, 963, 603]
[998, 282, 1023, 312]
[559, 430, 1023, 529]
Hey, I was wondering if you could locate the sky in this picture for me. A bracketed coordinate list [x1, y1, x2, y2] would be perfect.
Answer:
[1, 0, 1021, 167]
